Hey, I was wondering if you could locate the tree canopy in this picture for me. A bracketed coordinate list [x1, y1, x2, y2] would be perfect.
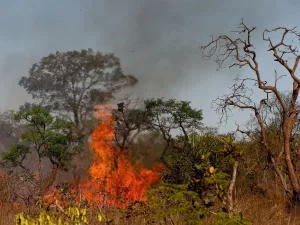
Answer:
[19, 49, 138, 134]
[1, 106, 82, 195]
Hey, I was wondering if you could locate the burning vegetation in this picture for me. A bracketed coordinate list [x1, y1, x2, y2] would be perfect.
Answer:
[4, 20, 300, 225]
[78, 104, 163, 208]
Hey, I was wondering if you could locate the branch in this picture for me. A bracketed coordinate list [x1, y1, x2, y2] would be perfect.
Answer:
[263, 26, 300, 84]
[202, 21, 289, 113]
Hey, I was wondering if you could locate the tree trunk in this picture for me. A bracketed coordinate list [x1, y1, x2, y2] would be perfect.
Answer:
[73, 109, 80, 127]
[160, 143, 172, 170]
[73, 109, 82, 136]
[284, 132, 300, 188]
[40, 164, 59, 196]
[38, 159, 42, 181]
[283, 119, 300, 206]
[223, 160, 238, 214]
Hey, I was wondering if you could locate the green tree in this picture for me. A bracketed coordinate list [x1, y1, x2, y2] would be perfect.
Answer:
[144, 98, 203, 165]
[113, 98, 204, 172]
[1, 106, 82, 195]
[19, 49, 138, 135]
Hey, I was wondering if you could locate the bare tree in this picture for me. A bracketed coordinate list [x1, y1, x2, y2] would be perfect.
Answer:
[200, 19, 300, 206]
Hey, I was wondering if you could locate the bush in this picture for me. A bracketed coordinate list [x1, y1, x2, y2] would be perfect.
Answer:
[147, 183, 207, 224]
[15, 205, 106, 225]
[211, 213, 251, 225]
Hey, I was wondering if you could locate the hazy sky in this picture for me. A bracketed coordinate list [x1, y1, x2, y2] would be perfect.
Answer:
[0, 0, 299, 132]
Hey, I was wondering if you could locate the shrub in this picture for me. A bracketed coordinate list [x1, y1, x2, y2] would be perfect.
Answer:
[15, 205, 106, 225]
[147, 183, 207, 224]
[211, 212, 251, 225]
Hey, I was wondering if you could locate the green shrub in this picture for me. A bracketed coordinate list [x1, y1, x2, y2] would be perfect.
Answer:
[211, 212, 251, 225]
[148, 183, 207, 225]
[15, 205, 106, 225]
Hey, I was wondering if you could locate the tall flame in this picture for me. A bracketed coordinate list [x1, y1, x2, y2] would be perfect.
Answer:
[79, 104, 163, 208]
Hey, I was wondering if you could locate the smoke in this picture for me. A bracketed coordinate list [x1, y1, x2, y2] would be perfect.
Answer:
[74, 0, 291, 130]
[80, 0, 233, 98]
[0, 0, 298, 130]
[73, 0, 291, 100]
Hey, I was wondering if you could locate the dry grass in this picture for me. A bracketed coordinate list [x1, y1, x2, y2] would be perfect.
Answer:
[235, 194, 300, 225]
[0, 203, 22, 225]
[3, 179, 300, 225]
[3, 196, 300, 225]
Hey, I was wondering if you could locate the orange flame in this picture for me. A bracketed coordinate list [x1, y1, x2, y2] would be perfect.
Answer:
[78, 104, 163, 208]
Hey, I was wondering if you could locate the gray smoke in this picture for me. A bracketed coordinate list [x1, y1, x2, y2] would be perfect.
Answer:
[0, 0, 299, 131]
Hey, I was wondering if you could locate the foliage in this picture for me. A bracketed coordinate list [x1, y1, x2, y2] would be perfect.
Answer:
[220, 136, 242, 157]
[190, 152, 230, 207]
[211, 212, 250, 225]
[113, 97, 203, 151]
[188, 132, 224, 167]
[142, 98, 204, 183]
[147, 181, 248, 224]
[111, 98, 206, 186]
[1, 106, 83, 199]
[113, 99, 150, 150]
[2, 106, 82, 171]
[15, 205, 106, 225]
[2, 144, 30, 168]
[144, 98, 203, 136]
[147, 183, 207, 224]
[19, 49, 138, 134]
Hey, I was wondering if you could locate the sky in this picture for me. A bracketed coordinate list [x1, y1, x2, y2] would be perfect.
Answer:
[0, 0, 299, 133]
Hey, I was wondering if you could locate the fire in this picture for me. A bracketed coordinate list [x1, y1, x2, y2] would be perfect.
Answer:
[0, 103, 162, 210]
[78, 104, 163, 208]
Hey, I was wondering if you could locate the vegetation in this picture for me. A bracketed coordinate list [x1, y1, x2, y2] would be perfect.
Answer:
[200, 20, 300, 209]
[19, 49, 138, 136]
[0, 19, 299, 224]
[16, 206, 108, 225]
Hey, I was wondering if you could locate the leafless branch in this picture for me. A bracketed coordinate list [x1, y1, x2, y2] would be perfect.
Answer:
[201, 20, 300, 196]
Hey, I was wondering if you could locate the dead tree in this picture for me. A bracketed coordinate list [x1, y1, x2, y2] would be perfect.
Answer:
[200, 19, 300, 207]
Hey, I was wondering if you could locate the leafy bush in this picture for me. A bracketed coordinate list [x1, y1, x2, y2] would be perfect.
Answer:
[147, 183, 207, 224]
[15, 206, 106, 225]
[189, 152, 229, 207]
[211, 212, 251, 225]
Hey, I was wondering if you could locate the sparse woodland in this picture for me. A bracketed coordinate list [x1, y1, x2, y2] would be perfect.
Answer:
[2, 21, 300, 224]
